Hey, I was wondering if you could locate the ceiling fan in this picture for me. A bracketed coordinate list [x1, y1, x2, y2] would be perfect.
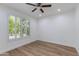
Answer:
[26, 3, 52, 13]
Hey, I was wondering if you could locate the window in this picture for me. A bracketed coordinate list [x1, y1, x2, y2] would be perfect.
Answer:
[26, 18, 30, 35]
[9, 16, 30, 40]
[20, 18, 30, 37]
[15, 17, 21, 38]
[9, 16, 15, 39]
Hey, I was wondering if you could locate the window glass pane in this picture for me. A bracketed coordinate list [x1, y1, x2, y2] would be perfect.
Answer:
[20, 19, 26, 37]
[26, 18, 30, 35]
[20, 18, 30, 37]
[9, 16, 15, 39]
[15, 17, 21, 38]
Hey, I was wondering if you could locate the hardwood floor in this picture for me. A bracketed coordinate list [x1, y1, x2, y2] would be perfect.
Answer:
[0, 40, 78, 56]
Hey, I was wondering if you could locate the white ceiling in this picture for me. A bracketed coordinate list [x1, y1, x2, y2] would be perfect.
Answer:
[1, 3, 78, 19]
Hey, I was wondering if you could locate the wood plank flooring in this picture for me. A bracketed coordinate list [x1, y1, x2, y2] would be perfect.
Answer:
[0, 40, 78, 56]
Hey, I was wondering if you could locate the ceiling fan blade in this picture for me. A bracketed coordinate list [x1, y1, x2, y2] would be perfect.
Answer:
[26, 3, 36, 6]
[40, 8, 44, 13]
[32, 8, 37, 12]
[41, 5, 52, 7]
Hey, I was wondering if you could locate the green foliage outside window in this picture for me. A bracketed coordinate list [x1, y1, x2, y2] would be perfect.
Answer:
[26, 19, 30, 35]
[20, 18, 30, 37]
[16, 17, 20, 33]
[9, 16, 15, 36]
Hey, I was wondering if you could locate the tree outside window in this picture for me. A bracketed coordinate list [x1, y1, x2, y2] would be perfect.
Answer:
[9, 16, 15, 39]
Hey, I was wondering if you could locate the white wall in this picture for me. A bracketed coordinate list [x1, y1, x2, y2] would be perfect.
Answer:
[0, 5, 37, 53]
[75, 5, 79, 53]
[37, 9, 76, 47]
